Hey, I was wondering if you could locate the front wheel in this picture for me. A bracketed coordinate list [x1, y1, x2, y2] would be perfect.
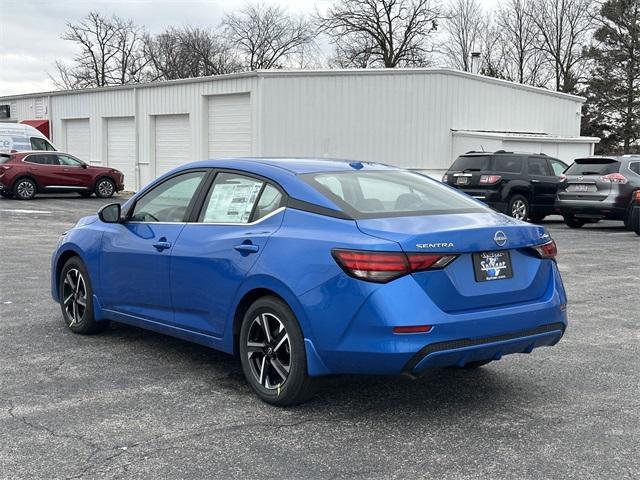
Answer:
[95, 178, 115, 198]
[507, 195, 529, 221]
[239, 296, 317, 406]
[563, 215, 585, 229]
[59, 257, 109, 334]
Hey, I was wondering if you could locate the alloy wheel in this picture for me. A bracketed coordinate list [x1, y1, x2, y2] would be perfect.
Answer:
[246, 312, 291, 389]
[62, 268, 87, 327]
[97, 180, 114, 197]
[16, 180, 35, 199]
[511, 199, 527, 220]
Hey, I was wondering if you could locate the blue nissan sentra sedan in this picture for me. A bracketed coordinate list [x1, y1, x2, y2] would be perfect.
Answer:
[51, 158, 567, 405]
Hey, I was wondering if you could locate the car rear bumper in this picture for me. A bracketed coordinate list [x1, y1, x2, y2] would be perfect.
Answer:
[302, 261, 568, 376]
[555, 197, 627, 219]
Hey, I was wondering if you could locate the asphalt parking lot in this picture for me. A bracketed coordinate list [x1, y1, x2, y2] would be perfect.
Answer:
[0, 195, 638, 480]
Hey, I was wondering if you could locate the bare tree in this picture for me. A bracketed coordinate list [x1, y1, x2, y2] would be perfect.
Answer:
[441, 0, 485, 72]
[318, 0, 442, 68]
[50, 12, 146, 89]
[529, 0, 594, 93]
[493, 0, 548, 85]
[144, 27, 241, 81]
[222, 3, 316, 70]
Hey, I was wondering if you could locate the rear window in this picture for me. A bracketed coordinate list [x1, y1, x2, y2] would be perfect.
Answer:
[492, 155, 523, 173]
[303, 170, 487, 219]
[449, 155, 490, 172]
[566, 159, 620, 176]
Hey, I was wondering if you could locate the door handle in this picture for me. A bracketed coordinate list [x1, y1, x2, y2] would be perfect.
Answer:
[153, 239, 172, 251]
[234, 243, 259, 253]
[531, 179, 540, 183]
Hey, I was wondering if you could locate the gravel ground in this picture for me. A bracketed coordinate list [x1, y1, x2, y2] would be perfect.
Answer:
[0, 195, 638, 480]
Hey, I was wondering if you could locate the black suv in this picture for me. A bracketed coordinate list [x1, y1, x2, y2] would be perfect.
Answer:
[555, 155, 640, 229]
[443, 151, 568, 222]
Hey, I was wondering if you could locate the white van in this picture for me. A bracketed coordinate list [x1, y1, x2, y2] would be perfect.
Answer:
[0, 123, 56, 152]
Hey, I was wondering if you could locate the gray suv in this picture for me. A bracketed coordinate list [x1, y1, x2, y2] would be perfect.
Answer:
[555, 156, 640, 229]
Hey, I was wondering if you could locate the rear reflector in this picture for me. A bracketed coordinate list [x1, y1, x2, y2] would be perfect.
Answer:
[532, 240, 557, 260]
[393, 325, 432, 334]
[332, 249, 457, 283]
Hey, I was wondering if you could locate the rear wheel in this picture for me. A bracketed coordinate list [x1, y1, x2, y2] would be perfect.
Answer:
[95, 178, 115, 198]
[13, 178, 36, 200]
[239, 296, 317, 406]
[59, 257, 109, 334]
[563, 215, 585, 229]
[507, 195, 529, 221]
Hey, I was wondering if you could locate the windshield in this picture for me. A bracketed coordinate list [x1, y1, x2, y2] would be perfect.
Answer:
[566, 159, 620, 176]
[449, 155, 490, 172]
[302, 170, 487, 219]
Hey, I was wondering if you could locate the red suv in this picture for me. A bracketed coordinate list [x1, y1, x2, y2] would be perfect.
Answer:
[0, 151, 124, 200]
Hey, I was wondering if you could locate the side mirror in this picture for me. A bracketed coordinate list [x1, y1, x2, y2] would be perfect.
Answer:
[98, 203, 122, 223]
[81, 163, 88, 169]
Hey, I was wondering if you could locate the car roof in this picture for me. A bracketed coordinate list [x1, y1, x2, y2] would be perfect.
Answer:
[179, 157, 396, 175]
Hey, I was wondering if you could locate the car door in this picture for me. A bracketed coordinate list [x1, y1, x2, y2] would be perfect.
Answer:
[22, 153, 60, 187]
[527, 156, 558, 211]
[55, 154, 93, 189]
[99, 170, 208, 324]
[170, 171, 286, 337]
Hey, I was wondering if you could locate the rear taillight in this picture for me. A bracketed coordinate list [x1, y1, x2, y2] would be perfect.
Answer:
[600, 173, 628, 184]
[532, 240, 557, 260]
[633, 191, 640, 204]
[442, 174, 448, 183]
[559, 174, 567, 183]
[332, 249, 457, 283]
[479, 174, 502, 184]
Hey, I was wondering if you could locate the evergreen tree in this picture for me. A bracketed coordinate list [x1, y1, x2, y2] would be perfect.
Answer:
[584, 0, 640, 153]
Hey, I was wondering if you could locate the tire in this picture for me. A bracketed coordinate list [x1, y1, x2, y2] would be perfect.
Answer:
[632, 206, 640, 237]
[13, 178, 37, 200]
[529, 214, 546, 223]
[94, 178, 116, 198]
[624, 207, 633, 231]
[563, 215, 585, 229]
[239, 296, 318, 406]
[59, 257, 109, 334]
[79, 191, 93, 198]
[507, 194, 529, 221]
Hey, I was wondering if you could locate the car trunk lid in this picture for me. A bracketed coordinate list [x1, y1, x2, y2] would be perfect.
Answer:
[356, 212, 553, 312]
[558, 158, 621, 202]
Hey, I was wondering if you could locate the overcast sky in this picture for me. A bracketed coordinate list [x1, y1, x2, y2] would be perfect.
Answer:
[0, 0, 497, 96]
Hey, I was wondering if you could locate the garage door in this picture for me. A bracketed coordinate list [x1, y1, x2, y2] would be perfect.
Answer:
[208, 94, 251, 159]
[65, 119, 90, 162]
[106, 117, 136, 190]
[155, 114, 191, 175]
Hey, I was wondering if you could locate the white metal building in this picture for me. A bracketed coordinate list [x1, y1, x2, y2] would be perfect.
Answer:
[0, 69, 599, 190]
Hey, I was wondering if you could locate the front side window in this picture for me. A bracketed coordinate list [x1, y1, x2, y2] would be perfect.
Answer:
[200, 173, 264, 223]
[57, 155, 84, 167]
[549, 159, 568, 176]
[130, 171, 206, 223]
[303, 170, 486, 218]
[527, 157, 551, 176]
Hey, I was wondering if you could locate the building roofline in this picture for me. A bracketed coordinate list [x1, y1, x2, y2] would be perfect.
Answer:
[452, 129, 599, 143]
[0, 68, 586, 103]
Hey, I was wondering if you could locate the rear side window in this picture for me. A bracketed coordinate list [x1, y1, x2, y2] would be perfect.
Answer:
[565, 159, 620, 175]
[24, 154, 56, 165]
[492, 155, 523, 173]
[200, 172, 264, 224]
[303, 170, 486, 219]
[449, 155, 490, 171]
[527, 157, 551, 176]
[253, 184, 283, 220]
[629, 162, 640, 175]
[549, 159, 568, 176]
